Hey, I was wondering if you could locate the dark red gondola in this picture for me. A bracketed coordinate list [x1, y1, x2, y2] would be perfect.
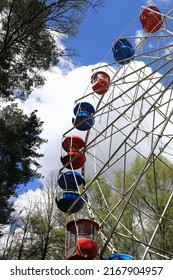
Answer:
[61, 151, 86, 170]
[62, 136, 85, 152]
[140, 6, 163, 33]
[91, 71, 110, 95]
[66, 219, 99, 260]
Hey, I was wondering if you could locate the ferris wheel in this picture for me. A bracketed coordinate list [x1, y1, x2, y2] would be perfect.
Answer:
[55, 5, 173, 260]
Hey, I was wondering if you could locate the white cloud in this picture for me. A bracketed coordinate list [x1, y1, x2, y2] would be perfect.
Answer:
[7, 54, 173, 246]
[2, 0, 172, 193]
[17, 62, 99, 178]
[144, 0, 171, 5]
[16, 55, 173, 184]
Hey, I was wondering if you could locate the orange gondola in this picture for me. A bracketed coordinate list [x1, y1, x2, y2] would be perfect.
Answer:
[91, 71, 110, 95]
[61, 151, 86, 170]
[66, 219, 99, 260]
[62, 135, 85, 152]
[140, 6, 163, 33]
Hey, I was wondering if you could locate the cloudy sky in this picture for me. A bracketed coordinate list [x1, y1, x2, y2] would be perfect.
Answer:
[15, 0, 173, 195]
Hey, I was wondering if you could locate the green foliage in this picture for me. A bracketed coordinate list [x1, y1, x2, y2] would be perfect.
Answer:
[2, 216, 65, 260]
[0, 0, 105, 257]
[0, 1, 59, 100]
[20, 214, 65, 260]
[86, 176, 116, 220]
[0, 171, 66, 260]
[0, 0, 104, 100]
[114, 155, 173, 259]
[2, 154, 173, 260]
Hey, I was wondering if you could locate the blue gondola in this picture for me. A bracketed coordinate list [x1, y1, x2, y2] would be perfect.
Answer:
[112, 38, 135, 65]
[58, 171, 86, 191]
[72, 102, 95, 131]
[73, 102, 95, 115]
[55, 192, 85, 213]
[107, 253, 135, 260]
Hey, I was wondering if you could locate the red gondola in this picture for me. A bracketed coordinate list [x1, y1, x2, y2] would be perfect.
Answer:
[91, 71, 110, 95]
[62, 136, 85, 152]
[140, 6, 163, 33]
[61, 151, 86, 170]
[66, 219, 99, 260]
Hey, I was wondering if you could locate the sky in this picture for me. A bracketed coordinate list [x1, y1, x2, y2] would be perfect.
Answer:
[69, 0, 172, 65]
[15, 0, 173, 197]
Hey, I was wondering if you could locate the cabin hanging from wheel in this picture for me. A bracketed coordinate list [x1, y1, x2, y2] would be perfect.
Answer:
[112, 38, 135, 65]
[91, 71, 110, 95]
[66, 219, 99, 260]
[60, 135, 86, 170]
[140, 6, 163, 33]
[72, 102, 95, 131]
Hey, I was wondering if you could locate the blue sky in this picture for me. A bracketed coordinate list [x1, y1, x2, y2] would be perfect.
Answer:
[11, 1, 173, 263]
[16, 0, 173, 195]
[70, 0, 171, 65]
[70, 0, 142, 65]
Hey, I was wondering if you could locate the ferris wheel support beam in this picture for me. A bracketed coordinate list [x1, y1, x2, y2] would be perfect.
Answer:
[101, 57, 173, 120]
[115, 231, 172, 259]
[68, 47, 173, 140]
[142, 188, 173, 259]
[141, 6, 173, 20]
[67, 72, 173, 214]
[89, 39, 173, 74]
[63, 49, 173, 144]
[58, 5, 173, 260]
[84, 60, 173, 158]
[162, 28, 173, 36]
[99, 107, 173, 259]
[110, 52, 173, 91]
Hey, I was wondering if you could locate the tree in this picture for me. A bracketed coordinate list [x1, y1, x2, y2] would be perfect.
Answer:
[114, 155, 173, 259]
[0, 0, 104, 235]
[0, 171, 66, 260]
[0, 0, 104, 100]
[0, 103, 47, 226]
